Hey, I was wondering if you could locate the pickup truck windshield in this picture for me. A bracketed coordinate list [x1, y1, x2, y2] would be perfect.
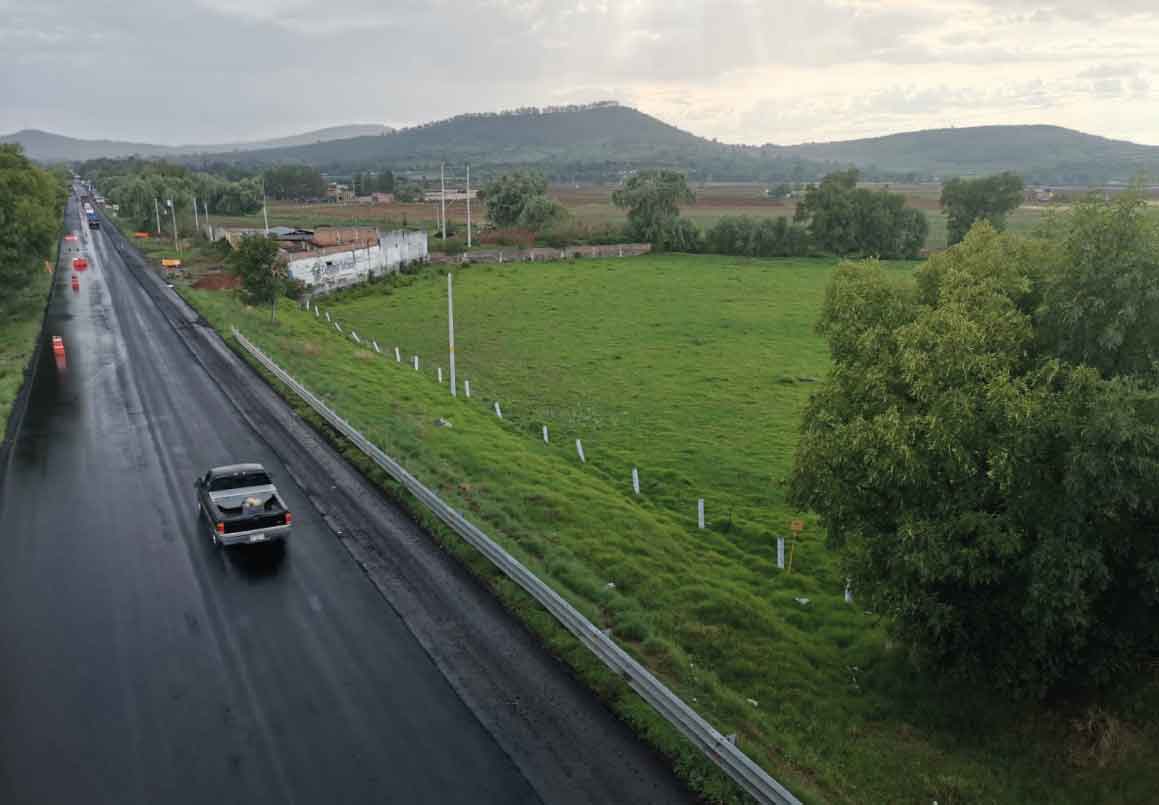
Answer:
[209, 472, 271, 491]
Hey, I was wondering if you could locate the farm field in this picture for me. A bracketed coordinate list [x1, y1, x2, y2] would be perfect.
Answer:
[202, 181, 1071, 253]
[183, 253, 1159, 804]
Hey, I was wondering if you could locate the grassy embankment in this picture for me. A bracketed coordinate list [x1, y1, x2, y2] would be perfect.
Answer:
[180, 253, 1158, 805]
[0, 255, 56, 432]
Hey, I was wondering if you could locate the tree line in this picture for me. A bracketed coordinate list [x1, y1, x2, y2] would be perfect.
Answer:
[0, 145, 69, 304]
[82, 158, 263, 233]
[474, 167, 1029, 259]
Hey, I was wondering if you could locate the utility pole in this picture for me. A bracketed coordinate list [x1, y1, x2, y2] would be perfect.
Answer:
[154, 198, 161, 235]
[466, 165, 471, 249]
[167, 199, 180, 253]
[193, 194, 200, 234]
[203, 199, 211, 240]
[448, 272, 456, 397]
[261, 176, 270, 235]
[440, 162, 447, 241]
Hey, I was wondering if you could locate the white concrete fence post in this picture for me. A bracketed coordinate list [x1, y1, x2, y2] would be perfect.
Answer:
[464, 379, 471, 398]
[494, 401, 502, 419]
[395, 347, 402, 363]
[777, 537, 785, 569]
[542, 425, 549, 444]
[631, 467, 640, 496]
[575, 439, 586, 463]
[413, 356, 419, 370]
[437, 367, 443, 383]
[698, 499, 705, 529]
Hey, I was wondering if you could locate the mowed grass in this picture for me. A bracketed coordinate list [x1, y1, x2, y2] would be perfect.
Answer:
[185, 254, 1158, 804]
[330, 255, 885, 550]
[0, 260, 54, 434]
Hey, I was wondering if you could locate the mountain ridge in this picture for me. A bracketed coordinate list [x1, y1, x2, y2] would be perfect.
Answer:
[0, 124, 392, 162]
[6, 105, 1156, 184]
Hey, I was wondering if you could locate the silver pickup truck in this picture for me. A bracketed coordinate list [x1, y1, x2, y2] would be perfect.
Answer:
[195, 463, 292, 546]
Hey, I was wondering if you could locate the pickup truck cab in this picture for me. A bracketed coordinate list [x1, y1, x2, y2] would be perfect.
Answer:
[196, 463, 292, 546]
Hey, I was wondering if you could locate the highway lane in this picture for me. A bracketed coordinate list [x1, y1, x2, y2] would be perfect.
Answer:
[0, 196, 543, 805]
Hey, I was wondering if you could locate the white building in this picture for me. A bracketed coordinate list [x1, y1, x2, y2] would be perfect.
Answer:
[286, 229, 428, 292]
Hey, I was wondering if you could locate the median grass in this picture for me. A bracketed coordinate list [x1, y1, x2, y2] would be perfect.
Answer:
[184, 253, 1158, 805]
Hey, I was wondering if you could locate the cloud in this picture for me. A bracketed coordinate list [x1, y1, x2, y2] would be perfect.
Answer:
[1, 0, 1157, 146]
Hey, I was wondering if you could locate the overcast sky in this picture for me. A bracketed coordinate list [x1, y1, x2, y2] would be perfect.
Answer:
[2, 0, 1157, 146]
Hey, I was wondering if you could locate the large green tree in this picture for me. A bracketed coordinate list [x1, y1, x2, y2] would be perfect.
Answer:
[789, 196, 1159, 697]
[479, 170, 561, 229]
[611, 170, 696, 249]
[940, 172, 1024, 245]
[794, 168, 928, 259]
[0, 145, 63, 295]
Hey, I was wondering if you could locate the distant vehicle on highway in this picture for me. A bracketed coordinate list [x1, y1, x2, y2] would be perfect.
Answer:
[72, 257, 88, 270]
[195, 463, 292, 546]
[64, 232, 78, 242]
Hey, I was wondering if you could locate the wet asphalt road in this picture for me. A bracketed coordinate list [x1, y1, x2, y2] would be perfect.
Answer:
[0, 197, 545, 805]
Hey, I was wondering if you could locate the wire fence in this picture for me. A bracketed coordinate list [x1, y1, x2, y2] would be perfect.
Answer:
[232, 326, 801, 805]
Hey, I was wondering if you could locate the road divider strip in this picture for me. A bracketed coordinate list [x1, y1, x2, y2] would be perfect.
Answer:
[231, 325, 800, 805]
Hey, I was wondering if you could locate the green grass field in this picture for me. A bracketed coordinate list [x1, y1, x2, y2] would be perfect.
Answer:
[0, 260, 54, 435]
[183, 254, 1158, 804]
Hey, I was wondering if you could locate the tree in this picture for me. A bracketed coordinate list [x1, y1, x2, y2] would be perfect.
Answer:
[516, 194, 567, 231]
[794, 169, 859, 254]
[789, 206, 1159, 697]
[480, 171, 549, 228]
[0, 144, 63, 296]
[611, 170, 695, 248]
[1036, 190, 1159, 378]
[226, 234, 285, 305]
[795, 169, 927, 258]
[940, 172, 1024, 245]
[393, 181, 422, 203]
[262, 165, 326, 200]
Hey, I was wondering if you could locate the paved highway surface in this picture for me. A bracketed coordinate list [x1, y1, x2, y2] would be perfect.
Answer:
[0, 195, 694, 805]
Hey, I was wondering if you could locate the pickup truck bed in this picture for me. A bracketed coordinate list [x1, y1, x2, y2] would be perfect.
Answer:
[196, 463, 292, 546]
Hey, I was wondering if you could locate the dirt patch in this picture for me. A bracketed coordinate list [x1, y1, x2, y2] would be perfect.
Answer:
[193, 272, 241, 290]
[301, 342, 322, 357]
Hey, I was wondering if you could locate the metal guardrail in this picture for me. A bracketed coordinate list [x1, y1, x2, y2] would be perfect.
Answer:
[231, 326, 800, 805]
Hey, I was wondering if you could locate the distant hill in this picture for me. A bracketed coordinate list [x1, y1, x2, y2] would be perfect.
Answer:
[183, 103, 841, 182]
[11, 103, 1158, 184]
[781, 125, 1159, 184]
[192, 104, 1159, 184]
[0, 124, 393, 162]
